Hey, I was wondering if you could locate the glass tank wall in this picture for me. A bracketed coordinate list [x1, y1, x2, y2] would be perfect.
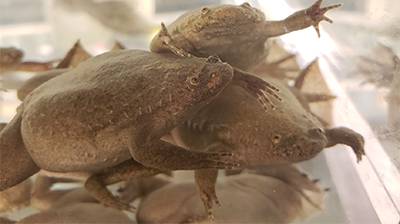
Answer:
[0, 0, 399, 223]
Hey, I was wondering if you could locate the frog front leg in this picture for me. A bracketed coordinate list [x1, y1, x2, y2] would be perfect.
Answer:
[130, 137, 238, 171]
[264, 0, 342, 37]
[85, 159, 161, 212]
[195, 168, 219, 221]
[153, 23, 193, 58]
[325, 127, 365, 162]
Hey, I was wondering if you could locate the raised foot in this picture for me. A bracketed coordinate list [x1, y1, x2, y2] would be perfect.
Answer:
[305, 0, 342, 37]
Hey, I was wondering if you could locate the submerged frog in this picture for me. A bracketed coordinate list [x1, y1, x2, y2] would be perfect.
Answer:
[0, 47, 54, 73]
[150, 0, 341, 70]
[0, 50, 278, 212]
[135, 165, 324, 224]
[169, 75, 364, 217]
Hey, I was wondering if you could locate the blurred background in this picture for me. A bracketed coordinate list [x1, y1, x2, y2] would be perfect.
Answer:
[0, 0, 399, 223]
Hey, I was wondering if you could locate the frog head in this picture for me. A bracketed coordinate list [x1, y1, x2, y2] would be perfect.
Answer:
[268, 127, 328, 163]
[180, 55, 233, 109]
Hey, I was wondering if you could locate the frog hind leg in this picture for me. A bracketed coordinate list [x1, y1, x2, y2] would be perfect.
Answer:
[0, 108, 39, 191]
[84, 159, 161, 212]
[325, 127, 365, 162]
[129, 123, 239, 171]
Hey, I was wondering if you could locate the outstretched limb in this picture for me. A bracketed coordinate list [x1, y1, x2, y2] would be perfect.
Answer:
[325, 127, 365, 162]
[264, 0, 342, 38]
[130, 138, 238, 171]
[195, 169, 219, 221]
[85, 159, 161, 212]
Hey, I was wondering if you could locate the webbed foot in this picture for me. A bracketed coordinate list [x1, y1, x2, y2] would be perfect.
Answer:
[233, 68, 281, 111]
[325, 127, 365, 162]
[304, 0, 342, 37]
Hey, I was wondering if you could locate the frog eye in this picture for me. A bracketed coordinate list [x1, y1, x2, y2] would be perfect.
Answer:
[272, 134, 281, 144]
[241, 2, 252, 8]
[206, 55, 222, 63]
[201, 7, 210, 15]
[189, 76, 200, 86]
[210, 73, 217, 79]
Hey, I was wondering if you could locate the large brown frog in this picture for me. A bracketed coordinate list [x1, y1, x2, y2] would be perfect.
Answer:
[150, 0, 341, 70]
[0, 49, 279, 212]
[167, 74, 364, 217]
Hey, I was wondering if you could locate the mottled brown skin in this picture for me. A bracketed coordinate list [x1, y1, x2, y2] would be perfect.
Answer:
[0, 50, 238, 211]
[136, 166, 323, 224]
[150, 0, 341, 70]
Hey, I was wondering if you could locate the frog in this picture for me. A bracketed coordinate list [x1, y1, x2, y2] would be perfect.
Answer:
[169, 74, 364, 218]
[0, 47, 55, 73]
[135, 165, 324, 224]
[0, 49, 278, 212]
[150, 0, 342, 70]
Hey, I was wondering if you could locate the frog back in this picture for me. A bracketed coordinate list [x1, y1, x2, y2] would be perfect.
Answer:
[19, 50, 207, 172]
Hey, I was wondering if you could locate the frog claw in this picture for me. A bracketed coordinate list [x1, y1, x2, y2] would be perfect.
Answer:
[158, 23, 192, 58]
[306, 0, 342, 37]
[313, 24, 321, 38]
[323, 16, 333, 23]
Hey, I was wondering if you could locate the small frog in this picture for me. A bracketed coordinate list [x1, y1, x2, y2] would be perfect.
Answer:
[150, 0, 341, 70]
[135, 165, 324, 224]
[171, 75, 364, 217]
[0, 49, 277, 212]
